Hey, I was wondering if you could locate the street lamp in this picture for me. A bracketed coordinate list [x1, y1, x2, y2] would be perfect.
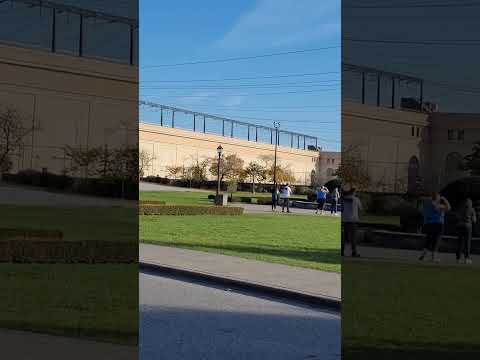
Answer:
[216, 145, 223, 203]
[273, 122, 280, 190]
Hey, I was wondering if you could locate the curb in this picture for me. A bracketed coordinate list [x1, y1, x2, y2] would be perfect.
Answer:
[140, 261, 341, 312]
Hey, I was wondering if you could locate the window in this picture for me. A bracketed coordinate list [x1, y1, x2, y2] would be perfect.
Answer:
[416, 127, 420, 137]
[411, 126, 415, 137]
[448, 129, 465, 141]
[332, 159, 335, 164]
[448, 129, 455, 140]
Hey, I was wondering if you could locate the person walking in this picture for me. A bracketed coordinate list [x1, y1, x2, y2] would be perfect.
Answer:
[271, 186, 279, 211]
[281, 183, 292, 213]
[419, 192, 451, 262]
[315, 186, 329, 215]
[456, 198, 476, 264]
[330, 187, 340, 215]
[341, 188, 363, 257]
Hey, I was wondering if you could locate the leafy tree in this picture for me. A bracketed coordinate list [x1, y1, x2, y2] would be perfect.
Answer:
[462, 141, 480, 175]
[335, 145, 370, 191]
[244, 161, 266, 193]
[209, 154, 245, 183]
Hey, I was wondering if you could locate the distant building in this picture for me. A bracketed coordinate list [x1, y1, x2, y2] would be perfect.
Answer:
[342, 101, 479, 193]
[140, 123, 333, 186]
[0, 2, 138, 175]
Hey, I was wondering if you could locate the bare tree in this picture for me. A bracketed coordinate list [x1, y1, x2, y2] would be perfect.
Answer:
[0, 107, 30, 174]
[166, 165, 183, 180]
[139, 149, 155, 178]
[64, 145, 101, 179]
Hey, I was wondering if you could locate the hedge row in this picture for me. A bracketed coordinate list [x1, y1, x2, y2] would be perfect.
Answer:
[0, 228, 63, 241]
[139, 204, 244, 216]
[139, 200, 166, 205]
[0, 240, 137, 263]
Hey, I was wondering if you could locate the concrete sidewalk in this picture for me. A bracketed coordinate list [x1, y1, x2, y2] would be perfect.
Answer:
[140, 244, 340, 308]
[344, 244, 480, 267]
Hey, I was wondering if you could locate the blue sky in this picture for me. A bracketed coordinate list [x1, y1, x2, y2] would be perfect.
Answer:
[139, 0, 340, 151]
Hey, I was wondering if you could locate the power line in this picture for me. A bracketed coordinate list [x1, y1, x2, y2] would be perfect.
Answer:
[141, 46, 340, 68]
[141, 87, 339, 98]
[345, 1, 480, 9]
[140, 71, 340, 83]
[140, 81, 341, 95]
[343, 37, 480, 46]
[140, 79, 340, 90]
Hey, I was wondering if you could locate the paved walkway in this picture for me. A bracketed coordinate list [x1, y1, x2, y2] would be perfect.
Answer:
[344, 244, 480, 267]
[235, 203, 340, 217]
[0, 184, 135, 208]
[140, 244, 340, 303]
[140, 182, 209, 192]
[0, 329, 136, 359]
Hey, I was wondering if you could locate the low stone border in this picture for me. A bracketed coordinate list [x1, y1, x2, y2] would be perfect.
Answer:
[0, 228, 62, 241]
[0, 240, 137, 263]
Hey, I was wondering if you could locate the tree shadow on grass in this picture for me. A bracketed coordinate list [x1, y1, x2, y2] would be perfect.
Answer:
[142, 240, 341, 267]
[343, 341, 480, 359]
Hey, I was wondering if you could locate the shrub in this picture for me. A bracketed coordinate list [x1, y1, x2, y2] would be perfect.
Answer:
[256, 198, 272, 205]
[139, 204, 244, 216]
[399, 206, 423, 233]
[295, 186, 313, 195]
[208, 194, 215, 200]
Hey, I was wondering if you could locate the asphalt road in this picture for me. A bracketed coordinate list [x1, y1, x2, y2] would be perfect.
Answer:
[140, 272, 340, 360]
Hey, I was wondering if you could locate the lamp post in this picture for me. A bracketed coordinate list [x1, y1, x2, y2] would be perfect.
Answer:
[273, 122, 280, 190]
[216, 145, 223, 204]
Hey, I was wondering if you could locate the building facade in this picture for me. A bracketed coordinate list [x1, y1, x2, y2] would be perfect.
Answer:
[140, 123, 339, 186]
[0, 2, 138, 175]
[342, 101, 479, 193]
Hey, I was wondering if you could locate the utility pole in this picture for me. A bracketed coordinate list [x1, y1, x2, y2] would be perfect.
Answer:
[273, 122, 280, 190]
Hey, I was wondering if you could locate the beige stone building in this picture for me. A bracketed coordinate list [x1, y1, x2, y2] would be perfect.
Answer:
[0, 40, 137, 175]
[342, 101, 479, 193]
[139, 123, 332, 186]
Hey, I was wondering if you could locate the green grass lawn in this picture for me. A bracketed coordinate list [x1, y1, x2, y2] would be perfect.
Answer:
[140, 191, 213, 206]
[0, 205, 137, 241]
[0, 264, 138, 345]
[343, 260, 480, 358]
[140, 214, 340, 272]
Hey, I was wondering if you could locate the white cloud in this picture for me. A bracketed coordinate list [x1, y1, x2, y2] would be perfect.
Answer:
[221, 95, 246, 107]
[215, 0, 340, 50]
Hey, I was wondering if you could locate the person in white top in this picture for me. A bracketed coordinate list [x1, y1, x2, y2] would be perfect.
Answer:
[282, 183, 292, 213]
[341, 188, 363, 257]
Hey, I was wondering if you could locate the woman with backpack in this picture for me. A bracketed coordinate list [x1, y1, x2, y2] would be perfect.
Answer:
[456, 198, 477, 264]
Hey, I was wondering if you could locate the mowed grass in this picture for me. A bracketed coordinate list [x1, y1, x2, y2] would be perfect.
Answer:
[343, 260, 480, 359]
[140, 191, 213, 206]
[0, 205, 137, 241]
[0, 264, 138, 345]
[140, 190, 307, 205]
[140, 214, 340, 272]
